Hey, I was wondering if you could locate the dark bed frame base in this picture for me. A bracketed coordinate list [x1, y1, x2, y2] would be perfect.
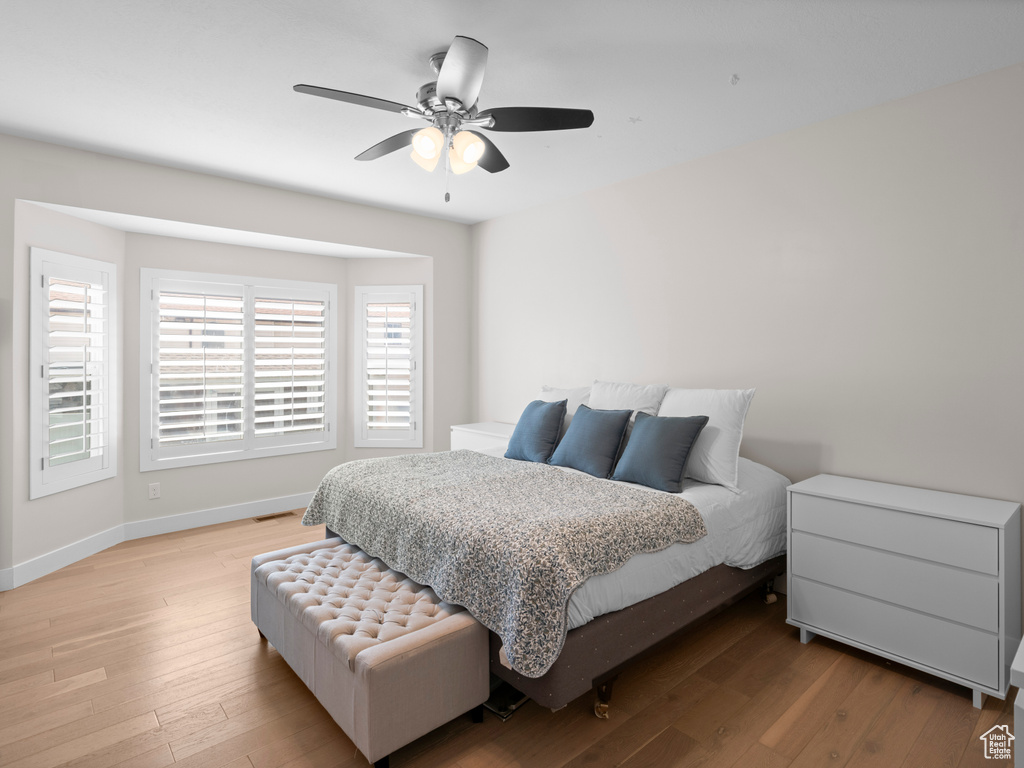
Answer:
[488, 554, 787, 711]
[324, 526, 785, 714]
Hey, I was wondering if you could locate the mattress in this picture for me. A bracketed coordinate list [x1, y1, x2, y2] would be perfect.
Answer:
[477, 449, 789, 630]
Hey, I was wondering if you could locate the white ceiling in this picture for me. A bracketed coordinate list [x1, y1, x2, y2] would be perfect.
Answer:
[2, 1, 1022, 225]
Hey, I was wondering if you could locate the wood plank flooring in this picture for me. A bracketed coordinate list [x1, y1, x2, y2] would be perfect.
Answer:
[0, 512, 1014, 767]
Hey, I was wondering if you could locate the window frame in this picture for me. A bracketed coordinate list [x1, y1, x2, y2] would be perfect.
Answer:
[139, 268, 337, 472]
[29, 247, 119, 499]
[354, 284, 423, 449]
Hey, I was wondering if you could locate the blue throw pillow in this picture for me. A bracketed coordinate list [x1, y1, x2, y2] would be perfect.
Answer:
[549, 404, 632, 478]
[505, 399, 567, 463]
[611, 412, 710, 493]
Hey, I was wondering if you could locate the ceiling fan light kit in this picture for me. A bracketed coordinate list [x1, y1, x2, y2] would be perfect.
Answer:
[294, 35, 594, 201]
[452, 131, 485, 165]
[447, 149, 476, 175]
[410, 149, 440, 173]
[411, 126, 443, 160]
[409, 126, 481, 175]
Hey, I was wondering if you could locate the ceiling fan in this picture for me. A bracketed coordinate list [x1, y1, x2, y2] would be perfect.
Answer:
[294, 35, 594, 195]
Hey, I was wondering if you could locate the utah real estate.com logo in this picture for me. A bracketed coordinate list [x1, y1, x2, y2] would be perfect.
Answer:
[980, 724, 1014, 760]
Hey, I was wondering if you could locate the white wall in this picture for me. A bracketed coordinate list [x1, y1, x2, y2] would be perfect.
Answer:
[472, 63, 1024, 503]
[11, 201, 127, 565]
[0, 133, 473, 577]
[122, 233, 352, 525]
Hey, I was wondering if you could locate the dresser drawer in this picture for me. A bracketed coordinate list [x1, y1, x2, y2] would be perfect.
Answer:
[791, 577, 999, 689]
[790, 531, 999, 632]
[791, 493, 998, 575]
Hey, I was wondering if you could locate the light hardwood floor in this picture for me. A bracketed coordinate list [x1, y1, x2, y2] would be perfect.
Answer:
[0, 512, 1015, 768]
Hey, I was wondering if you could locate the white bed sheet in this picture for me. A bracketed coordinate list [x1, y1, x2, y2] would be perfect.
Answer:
[477, 449, 789, 630]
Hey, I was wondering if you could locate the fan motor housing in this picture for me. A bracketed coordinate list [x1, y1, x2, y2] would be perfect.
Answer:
[416, 82, 443, 112]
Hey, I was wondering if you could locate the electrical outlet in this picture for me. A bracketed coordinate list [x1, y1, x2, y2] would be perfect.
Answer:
[148, 482, 161, 500]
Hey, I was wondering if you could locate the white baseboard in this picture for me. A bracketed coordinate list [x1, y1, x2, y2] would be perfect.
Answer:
[2, 491, 314, 591]
[123, 492, 314, 540]
[12, 524, 125, 588]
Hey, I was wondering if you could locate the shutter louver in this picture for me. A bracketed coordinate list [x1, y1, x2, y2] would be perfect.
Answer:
[46, 277, 107, 467]
[254, 297, 327, 437]
[365, 302, 412, 431]
[156, 290, 245, 447]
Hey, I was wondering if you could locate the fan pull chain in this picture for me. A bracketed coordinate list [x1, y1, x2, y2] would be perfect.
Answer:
[444, 135, 452, 202]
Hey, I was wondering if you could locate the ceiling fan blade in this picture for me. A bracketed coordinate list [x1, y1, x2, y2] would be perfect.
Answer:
[355, 129, 420, 161]
[294, 84, 414, 114]
[436, 36, 488, 108]
[468, 131, 509, 173]
[479, 107, 595, 132]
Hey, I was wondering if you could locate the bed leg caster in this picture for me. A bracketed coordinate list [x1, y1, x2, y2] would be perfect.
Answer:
[763, 579, 778, 605]
[594, 677, 616, 719]
[471, 704, 484, 723]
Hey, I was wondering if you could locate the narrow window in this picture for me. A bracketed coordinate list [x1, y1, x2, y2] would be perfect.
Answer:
[355, 285, 423, 448]
[30, 248, 118, 498]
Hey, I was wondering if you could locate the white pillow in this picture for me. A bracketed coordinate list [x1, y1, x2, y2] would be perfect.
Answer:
[589, 381, 669, 419]
[537, 384, 591, 437]
[657, 388, 755, 492]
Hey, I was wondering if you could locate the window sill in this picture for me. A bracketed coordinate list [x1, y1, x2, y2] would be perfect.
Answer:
[140, 435, 337, 472]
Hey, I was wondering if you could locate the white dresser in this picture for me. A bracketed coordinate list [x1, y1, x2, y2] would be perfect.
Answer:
[449, 422, 515, 453]
[787, 474, 1021, 708]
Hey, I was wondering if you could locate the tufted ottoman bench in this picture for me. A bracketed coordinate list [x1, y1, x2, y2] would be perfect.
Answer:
[251, 539, 489, 768]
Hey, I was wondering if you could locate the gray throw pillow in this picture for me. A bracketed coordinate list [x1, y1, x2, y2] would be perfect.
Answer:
[549, 404, 632, 478]
[611, 412, 710, 493]
[505, 399, 567, 463]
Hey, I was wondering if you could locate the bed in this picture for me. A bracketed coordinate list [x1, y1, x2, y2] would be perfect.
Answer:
[302, 383, 790, 712]
[478, 452, 788, 710]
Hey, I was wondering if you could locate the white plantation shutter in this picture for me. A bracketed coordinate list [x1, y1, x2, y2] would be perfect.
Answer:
[30, 249, 118, 499]
[253, 295, 327, 438]
[156, 288, 245, 449]
[140, 270, 336, 470]
[47, 278, 108, 466]
[365, 301, 411, 431]
[355, 286, 422, 448]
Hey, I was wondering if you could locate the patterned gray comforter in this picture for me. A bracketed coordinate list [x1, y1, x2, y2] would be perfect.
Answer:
[301, 450, 707, 678]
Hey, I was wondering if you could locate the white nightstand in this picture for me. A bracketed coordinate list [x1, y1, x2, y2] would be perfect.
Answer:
[787, 474, 1021, 709]
[450, 422, 515, 453]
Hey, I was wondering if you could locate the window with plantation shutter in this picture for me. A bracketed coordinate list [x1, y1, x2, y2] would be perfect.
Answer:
[156, 287, 245, 450]
[140, 269, 336, 471]
[355, 285, 423, 448]
[253, 294, 327, 440]
[30, 248, 118, 499]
